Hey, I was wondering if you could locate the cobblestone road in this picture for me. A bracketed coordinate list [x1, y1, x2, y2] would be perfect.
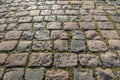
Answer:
[0, 0, 120, 80]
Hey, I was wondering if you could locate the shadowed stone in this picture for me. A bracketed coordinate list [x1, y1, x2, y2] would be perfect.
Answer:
[74, 68, 94, 80]
[0, 54, 7, 65]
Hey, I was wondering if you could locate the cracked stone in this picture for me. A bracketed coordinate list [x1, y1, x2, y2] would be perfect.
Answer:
[54, 53, 77, 67]
[29, 53, 52, 67]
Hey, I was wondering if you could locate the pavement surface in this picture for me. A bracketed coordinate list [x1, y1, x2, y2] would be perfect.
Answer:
[0, 0, 120, 80]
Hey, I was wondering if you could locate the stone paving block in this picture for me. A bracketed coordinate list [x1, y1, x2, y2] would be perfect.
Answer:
[117, 23, 120, 29]
[0, 41, 17, 51]
[33, 22, 46, 30]
[101, 30, 119, 39]
[66, 10, 78, 15]
[71, 40, 86, 52]
[45, 16, 55, 21]
[45, 69, 69, 80]
[7, 17, 18, 23]
[17, 23, 32, 30]
[5, 53, 28, 67]
[7, 23, 17, 30]
[0, 24, 7, 32]
[18, 17, 32, 23]
[51, 30, 68, 39]
[64, 22, 78, 30]
[33, 16, 44, 22]
[81, 15, 92, 21]
[0, 54, 7, 65]
[15, 11, 29, 17]
[52, 10, 64, 15]
[98, 22, 114, 29]
[47, 22, 61, 30]
[72, 30, 85, 40]
[29, 10, 40, 16]
[80, 22, 97, 30]
[52, 5, 61, 9]
[96, 68, 115, 80]
[74, 68, 94, 80]
[111, 16, 120, 22]
[17, 41, 32, 52]
[0, 68, 4, 79]
[0, 33, 5, 40]
[57, 16, 68, 22]
[101, 52, 120, 67]
[79, 54, 101, 67]
[85, 30, 101, 40]
[109, 40, 120, 49]
[35, 30, 50, 40]
[41, 10, 51, 15]
[54, 53, 77, 67]
[54, 40, 68, 51]
[32, 41, 52, 51]
[5, 31, 22, 40]
[90, 10, 105, 16]
[29, 53, 52, 67]
[87, 40, 107, 52]
[94, 16, 108, 21]
[3, 68, 24, 80]
[22, 31, 34, 40]
[25, 68, 44, 80]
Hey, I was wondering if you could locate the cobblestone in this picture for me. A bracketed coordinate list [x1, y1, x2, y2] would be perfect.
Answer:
[0, 0, 120, 79]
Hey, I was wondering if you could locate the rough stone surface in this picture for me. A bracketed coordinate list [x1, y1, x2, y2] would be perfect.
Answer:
[0, 41, 17, 51]
[87, 40, 107, 52]
[109, 39, 120, 49]
[3, 68, 24, 80]
[79, 54, 101, 67]
[29, 53, 52, 67]
[64, 22, 78, 30]
[0, 68, 4, 79]
[25, 68, 44, 80]
[72, 30, 85, 40]
[96, 68, 115, 80]
[71, 40, 86, 52]
[5, 53, 28, 67]
[101, 52, 120, 67]
[47, 22, 61, 30]
[74, 68, 94, 80]
[32, 41, 52, 51]
[54, 40, 68, 51]
[54, 53, 77, 67]
[45, 69, 69, 80]
[0, 54, 7, 65]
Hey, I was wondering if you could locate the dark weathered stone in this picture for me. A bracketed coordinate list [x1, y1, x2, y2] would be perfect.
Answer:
[0, 54, 7, 65]
[74, 68, 94, 80]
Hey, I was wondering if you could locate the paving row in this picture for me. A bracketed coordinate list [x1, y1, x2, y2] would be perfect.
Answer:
[0, 0, 120, 80]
